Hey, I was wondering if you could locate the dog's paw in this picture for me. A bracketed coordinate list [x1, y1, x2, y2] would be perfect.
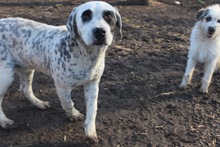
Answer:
[179, 78, 189, 89]
[36, 101, 51, 110]
[199, 87, 209, 93]
[66, 110, 84, 121]
[86, 135, 99, 144]
[85, 123, 98, 143]
[85, 130, 98, 143]
[179, 83, 187, 89]
[69, 113, 84, 121]
[0, 118, 14, 129]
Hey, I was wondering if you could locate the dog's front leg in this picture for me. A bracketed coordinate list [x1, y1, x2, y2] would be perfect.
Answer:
[180, 57, 197, 89]
[84, 79, 100, 143]
[200, 60, 217, 93]
[55, 85, 84, 121]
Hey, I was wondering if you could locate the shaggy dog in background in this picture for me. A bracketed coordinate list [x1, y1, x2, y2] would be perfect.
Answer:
[180, 4, 220, 93]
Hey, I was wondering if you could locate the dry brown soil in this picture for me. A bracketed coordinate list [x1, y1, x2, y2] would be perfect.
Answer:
[0, 0, 220, 146]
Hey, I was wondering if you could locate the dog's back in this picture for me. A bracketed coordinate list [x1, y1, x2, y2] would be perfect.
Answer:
[0, 17, 67, 74]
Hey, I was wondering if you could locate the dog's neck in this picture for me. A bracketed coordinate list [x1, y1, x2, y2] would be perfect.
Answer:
[66, 33, 107, 63]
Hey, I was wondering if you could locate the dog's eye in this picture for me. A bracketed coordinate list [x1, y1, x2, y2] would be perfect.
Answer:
[206, 16, 211, 22]
[82, 10, 92, 22]
[218, 19, 220, 23]
[103, 11, 114, 23]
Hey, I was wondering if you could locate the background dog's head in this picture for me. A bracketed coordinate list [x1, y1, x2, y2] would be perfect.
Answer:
[196, 4, 220, 38]
[66, 1, 122, 46]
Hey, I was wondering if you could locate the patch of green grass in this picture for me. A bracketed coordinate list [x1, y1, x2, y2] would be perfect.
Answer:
[197, 0, 206, 5]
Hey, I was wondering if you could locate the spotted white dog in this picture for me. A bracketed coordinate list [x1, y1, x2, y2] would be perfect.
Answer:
[0, 1, 122, 142]
[180, 4, 220, 93]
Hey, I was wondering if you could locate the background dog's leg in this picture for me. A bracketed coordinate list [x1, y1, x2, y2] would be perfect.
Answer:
[16, 69, 51, 109]
[214, 59, 220, 73]
[84, 80, 100, 143]
[200, 61, 217, 93]
[0, 62, 15, 128]
[55, 85, 84, 121]
[180, 57, 197, 89]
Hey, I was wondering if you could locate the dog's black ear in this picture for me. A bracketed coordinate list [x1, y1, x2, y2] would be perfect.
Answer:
[196, 8, 209, 21]
[66, 7, 78, 37]
[114, 7, 123, 39]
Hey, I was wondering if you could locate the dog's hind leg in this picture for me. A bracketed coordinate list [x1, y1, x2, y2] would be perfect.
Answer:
[0, 61, 15, 128]
[16, 69, 51, 109]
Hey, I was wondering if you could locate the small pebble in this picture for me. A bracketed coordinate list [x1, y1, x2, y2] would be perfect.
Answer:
[174, 1, 181, 5]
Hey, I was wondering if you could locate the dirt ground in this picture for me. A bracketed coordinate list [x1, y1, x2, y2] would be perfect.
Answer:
[0, 0, 220, 146]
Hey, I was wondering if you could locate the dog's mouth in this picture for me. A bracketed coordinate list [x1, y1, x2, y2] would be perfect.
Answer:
[93, 38, 107, 46]
[207, 32, 214, 38]
[206, 27, 216, 38]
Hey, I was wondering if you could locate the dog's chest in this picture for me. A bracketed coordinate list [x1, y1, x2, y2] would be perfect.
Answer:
[77, 58, 104, 81]
[196, 46, 211, 63]
[59, 52, 105, 87]
[191, 41, 220, 63]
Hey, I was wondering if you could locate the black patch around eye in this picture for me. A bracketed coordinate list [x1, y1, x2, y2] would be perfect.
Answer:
[218, 19, 220, 23]
[206, 16, 212, 22]
[82, 9, 92, 22]
[103, 10, 114, 24]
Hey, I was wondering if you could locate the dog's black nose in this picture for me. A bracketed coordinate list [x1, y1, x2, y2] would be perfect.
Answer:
[208, 26, 216, 34]
[93, 28, 106, 45]
[93, 28, 106, 38]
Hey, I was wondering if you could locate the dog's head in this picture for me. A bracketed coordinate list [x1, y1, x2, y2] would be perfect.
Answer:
[196, 4, 220, 38]
[66, 1, 122, 47]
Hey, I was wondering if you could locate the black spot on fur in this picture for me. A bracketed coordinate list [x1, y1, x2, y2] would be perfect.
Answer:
[67, 35, 78, 52]
[59, 39, 71, 61]
[2, 34, 6, 40]
[0, 55, 7, 61]
[21, 29, 32, 38]
[82, 9, 92, 23]
[69, 47, 73, 53]
[12, 38, 17, 47]
[103, 10, 115, 27]
[196, 9, 209, 21]
[62, 62, 66, 71]
[57, 58, 61, 65]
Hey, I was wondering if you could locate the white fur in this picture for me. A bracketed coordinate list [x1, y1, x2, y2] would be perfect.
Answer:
[180, 4, 220, 93]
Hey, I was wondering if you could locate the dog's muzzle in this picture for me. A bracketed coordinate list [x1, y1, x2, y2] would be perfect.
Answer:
[93, 28, 106, 45]
[207, 26, 216, 38]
